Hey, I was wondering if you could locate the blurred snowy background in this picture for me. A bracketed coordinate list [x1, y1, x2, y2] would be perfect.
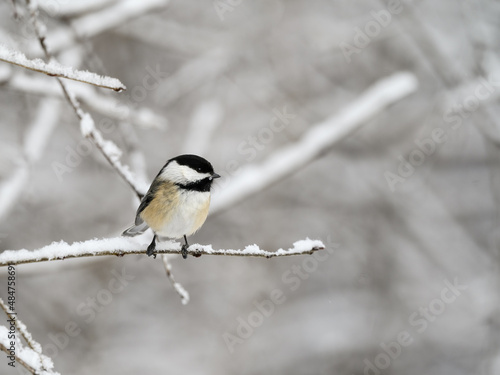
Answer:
[0, 0, 500, 374]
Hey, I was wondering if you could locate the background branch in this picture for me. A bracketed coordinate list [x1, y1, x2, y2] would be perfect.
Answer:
[0, 97, 61, 221]
[4, 72, 167, 129]
[29, 0, 171, 56]
[211, 72, 419, 213]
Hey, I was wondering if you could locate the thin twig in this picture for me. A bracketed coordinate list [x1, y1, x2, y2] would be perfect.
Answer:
[161, 255, 190, 305]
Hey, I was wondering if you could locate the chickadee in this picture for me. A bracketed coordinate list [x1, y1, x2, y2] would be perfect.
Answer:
[123, 154, 220, 259]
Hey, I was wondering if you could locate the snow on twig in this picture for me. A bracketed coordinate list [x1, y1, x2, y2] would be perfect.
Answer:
[211, 72, 419, 213]
[31, 0, 171, 55]
[0, 98, 61, 220]
[0, 44, 126, 91]
[0, 237, 325, 267]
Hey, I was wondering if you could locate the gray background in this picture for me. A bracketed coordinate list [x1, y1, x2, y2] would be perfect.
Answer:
[0, 0, 499, 374]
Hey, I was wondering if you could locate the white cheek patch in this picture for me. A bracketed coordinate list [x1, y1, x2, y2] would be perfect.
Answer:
[178, 165, 210, 181]
[159, 161, 211, 184]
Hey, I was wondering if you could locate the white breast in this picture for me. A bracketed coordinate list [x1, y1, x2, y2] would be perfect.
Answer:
[156, 190, 210, 239]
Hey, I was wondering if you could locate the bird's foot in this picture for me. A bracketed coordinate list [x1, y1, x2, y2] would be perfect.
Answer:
[147, 242, 157, 259]
[181, 244, 188, 259]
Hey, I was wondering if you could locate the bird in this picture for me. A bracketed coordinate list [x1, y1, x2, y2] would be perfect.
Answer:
[122, 154, 220, 259]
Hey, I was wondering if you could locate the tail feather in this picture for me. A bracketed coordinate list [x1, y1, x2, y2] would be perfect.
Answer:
[122, 222, 149, 237]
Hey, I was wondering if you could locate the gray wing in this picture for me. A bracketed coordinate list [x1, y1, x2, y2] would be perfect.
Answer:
[122, 179, 161, 236]
[134, 179, 161, 225]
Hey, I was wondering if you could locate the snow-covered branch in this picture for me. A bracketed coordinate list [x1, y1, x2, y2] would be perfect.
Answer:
[0, 237, 325, 267]
[211, 72, 419, 213]
[0, 44, 125, 91]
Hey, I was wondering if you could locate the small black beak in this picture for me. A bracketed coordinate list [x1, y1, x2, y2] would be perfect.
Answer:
[212, 173, 221, 179]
